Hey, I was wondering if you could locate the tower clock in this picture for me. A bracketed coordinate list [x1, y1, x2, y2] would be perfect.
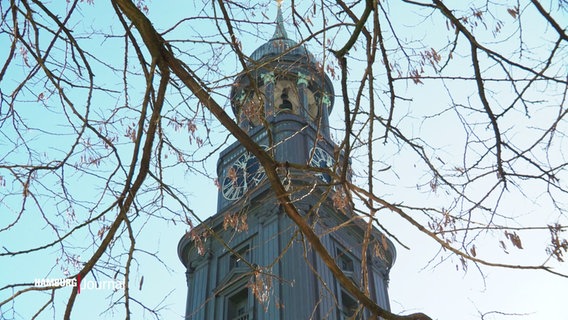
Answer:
[221, 150, 266, 201]
[178, 4, 396, 320]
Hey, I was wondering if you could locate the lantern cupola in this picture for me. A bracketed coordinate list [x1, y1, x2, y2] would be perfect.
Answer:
[230, 5, 335, 137]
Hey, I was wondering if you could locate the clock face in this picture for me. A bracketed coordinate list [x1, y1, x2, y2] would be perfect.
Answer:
[310, 147, 334, 183]
[222, 151, 266, 200]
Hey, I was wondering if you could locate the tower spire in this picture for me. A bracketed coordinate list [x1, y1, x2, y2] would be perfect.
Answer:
[272, 0, 288, 40]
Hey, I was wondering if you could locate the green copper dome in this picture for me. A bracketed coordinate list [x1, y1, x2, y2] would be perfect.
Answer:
[249, 6, 316, 65]
[230, 5, 335, 125]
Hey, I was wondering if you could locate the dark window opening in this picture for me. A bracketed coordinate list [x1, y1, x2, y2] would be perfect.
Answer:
[337, 249, 354, 273]
[279, 87, 293, 111]
[230, 245, 250, 269]
[228, 288, 250, 320]
[340, 290, 360, 320]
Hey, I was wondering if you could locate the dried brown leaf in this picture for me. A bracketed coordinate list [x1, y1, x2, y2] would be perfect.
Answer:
[507, 7, 519, 19]
[505, 231, 523, 249]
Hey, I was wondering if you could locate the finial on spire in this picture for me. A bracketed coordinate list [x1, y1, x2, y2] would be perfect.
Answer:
[272, 0, 288, 40]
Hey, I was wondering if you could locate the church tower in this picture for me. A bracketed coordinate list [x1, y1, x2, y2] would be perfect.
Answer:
[178, 5, 395, 319]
